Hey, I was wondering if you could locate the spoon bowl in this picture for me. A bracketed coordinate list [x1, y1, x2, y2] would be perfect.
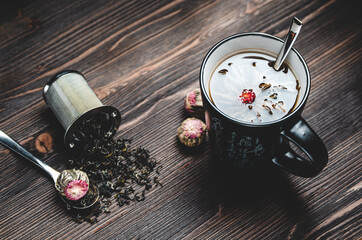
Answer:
[0, 130, 99, 210]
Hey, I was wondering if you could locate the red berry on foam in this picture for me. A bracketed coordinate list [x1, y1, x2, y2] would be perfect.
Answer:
[239, 89, 256, 104]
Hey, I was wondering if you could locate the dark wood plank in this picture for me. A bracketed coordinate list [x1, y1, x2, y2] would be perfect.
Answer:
[0, 0, 361, 239]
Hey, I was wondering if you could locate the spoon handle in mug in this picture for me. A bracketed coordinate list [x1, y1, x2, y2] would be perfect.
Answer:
[274, 17, 303, 70]
[0, 130, 60, 183]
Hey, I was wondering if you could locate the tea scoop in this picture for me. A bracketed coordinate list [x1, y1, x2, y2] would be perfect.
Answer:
[273, 17, 303, 70]
[0, 130, 99, 210]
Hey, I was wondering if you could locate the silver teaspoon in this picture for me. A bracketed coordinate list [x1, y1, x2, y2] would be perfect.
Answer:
[273, 17, 303, 70]
[0, 130, 99, 210]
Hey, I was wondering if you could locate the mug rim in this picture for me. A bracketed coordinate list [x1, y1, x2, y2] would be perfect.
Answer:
[199, 32, 311, 127]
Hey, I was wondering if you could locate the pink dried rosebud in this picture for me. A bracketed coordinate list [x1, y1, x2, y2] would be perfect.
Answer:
[177, 118, 207, 147]
[184, 88, 204, 118]
[64, 179, 89, 201]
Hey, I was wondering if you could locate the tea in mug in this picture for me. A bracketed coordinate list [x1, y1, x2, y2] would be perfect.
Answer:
[209, 51, 300, 123]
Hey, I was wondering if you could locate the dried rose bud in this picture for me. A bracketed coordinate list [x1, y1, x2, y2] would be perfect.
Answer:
[184, 88, 204, 118]
[239, 89, 256, 104]
[56, 169, 90, 201]
[177, 118, 207, 147]
[56, 169, 89, 193]
[64, 180, 89, 201]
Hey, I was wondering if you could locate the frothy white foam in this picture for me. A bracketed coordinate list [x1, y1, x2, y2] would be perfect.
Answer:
[209, 52, 299, 123]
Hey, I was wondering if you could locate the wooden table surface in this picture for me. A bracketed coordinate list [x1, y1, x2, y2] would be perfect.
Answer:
[0, 0, 361, 239]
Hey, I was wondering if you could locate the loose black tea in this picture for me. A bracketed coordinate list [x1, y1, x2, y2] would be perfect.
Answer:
[66, 112, 162, 223]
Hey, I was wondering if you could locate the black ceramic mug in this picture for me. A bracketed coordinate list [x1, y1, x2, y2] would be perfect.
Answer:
[199, 33, 328, 177]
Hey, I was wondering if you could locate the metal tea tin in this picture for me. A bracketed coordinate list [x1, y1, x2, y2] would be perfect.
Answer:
[43, 70, 121, 148]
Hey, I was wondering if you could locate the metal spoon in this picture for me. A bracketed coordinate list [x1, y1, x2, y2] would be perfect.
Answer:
[273, 17, 303, 70]
[0, 130, 99, 210]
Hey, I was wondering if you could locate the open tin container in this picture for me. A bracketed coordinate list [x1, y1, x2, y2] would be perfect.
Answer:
[43, 70, 121, 148]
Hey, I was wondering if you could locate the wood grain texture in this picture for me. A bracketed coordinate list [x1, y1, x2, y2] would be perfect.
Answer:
[0, 0, 361, 239]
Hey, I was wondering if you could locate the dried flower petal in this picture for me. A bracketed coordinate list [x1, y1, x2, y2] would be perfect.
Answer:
[218, 69, 228, 74]
[269, 93, 278, 99]
[259, 83, 271, 91]
[278, 85, 288, 89]
[262, 105, 273, 115]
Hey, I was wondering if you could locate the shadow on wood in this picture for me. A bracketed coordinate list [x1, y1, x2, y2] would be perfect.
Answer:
[211, 156, 307, 221]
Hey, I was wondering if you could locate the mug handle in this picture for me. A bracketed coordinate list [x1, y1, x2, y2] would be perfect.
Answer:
[272, 116, 328, 177]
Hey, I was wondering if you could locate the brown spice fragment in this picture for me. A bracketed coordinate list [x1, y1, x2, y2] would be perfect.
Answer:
[296, 80, 300, 90]
[248, 105, 253, 109]
[218, 69, 228, 74]
[262, 105, 273, 115]
[269, 93, 278, 99]
[259, 83, 271, 91]
[278, 106, 286, 112]
[278, 85, 287, 89]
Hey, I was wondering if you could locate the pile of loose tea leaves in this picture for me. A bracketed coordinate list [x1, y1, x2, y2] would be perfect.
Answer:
[66, 113, 162, 223]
